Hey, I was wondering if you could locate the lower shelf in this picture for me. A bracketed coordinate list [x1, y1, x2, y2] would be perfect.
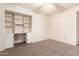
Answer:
[14, 39, 26, 44]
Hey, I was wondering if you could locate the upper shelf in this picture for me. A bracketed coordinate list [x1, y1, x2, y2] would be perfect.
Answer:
[5, 10, 32, 33]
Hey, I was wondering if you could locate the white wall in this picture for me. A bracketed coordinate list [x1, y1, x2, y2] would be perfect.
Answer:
[4, 4, 48, 43]
[32, 14, 48, 42]
[49, 5, 79, 45]
[77, 12, 79, 45]
[0, 4, 2, 51]
[0, 4, 4, 51]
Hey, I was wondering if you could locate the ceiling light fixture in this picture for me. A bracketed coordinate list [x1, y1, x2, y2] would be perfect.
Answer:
[35, 3, 58, 15]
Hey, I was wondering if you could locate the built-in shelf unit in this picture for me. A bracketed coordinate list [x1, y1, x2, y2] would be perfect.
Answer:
[4, 10, 32, 49]
[5, 11, 14, 33]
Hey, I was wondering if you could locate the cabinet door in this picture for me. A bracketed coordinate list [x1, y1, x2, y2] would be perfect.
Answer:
[4, 33, 14, 49]
[27, 33, 32, 43]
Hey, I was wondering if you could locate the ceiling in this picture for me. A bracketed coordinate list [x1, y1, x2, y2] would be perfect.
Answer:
[15, 3, 79, 15]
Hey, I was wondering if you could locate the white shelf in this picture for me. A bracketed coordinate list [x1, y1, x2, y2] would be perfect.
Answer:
[24, 17, 31, 20]
[5, 22, 13, 27]
[24, 28, 30, 33]
[15, 14, 23, 20]
[5, 10, 32, 34]
[15, 26, 24, 33]
[24, 24, 30, 27]
[5, 17, 13, 22]
[24, 20, 30, 23]
[5, 12, 14, 34]
[5, 10, 32, 46]
[15, 19, 23, 24]
[5, 28, 13, 33]
[5, 13, 13, 17]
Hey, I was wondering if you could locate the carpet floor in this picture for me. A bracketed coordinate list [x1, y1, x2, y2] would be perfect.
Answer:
[0, 39, 78, 56]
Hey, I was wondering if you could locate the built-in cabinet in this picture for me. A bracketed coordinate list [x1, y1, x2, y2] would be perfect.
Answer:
[4, 33, 14, 49]
[4, 10, 32, 49]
